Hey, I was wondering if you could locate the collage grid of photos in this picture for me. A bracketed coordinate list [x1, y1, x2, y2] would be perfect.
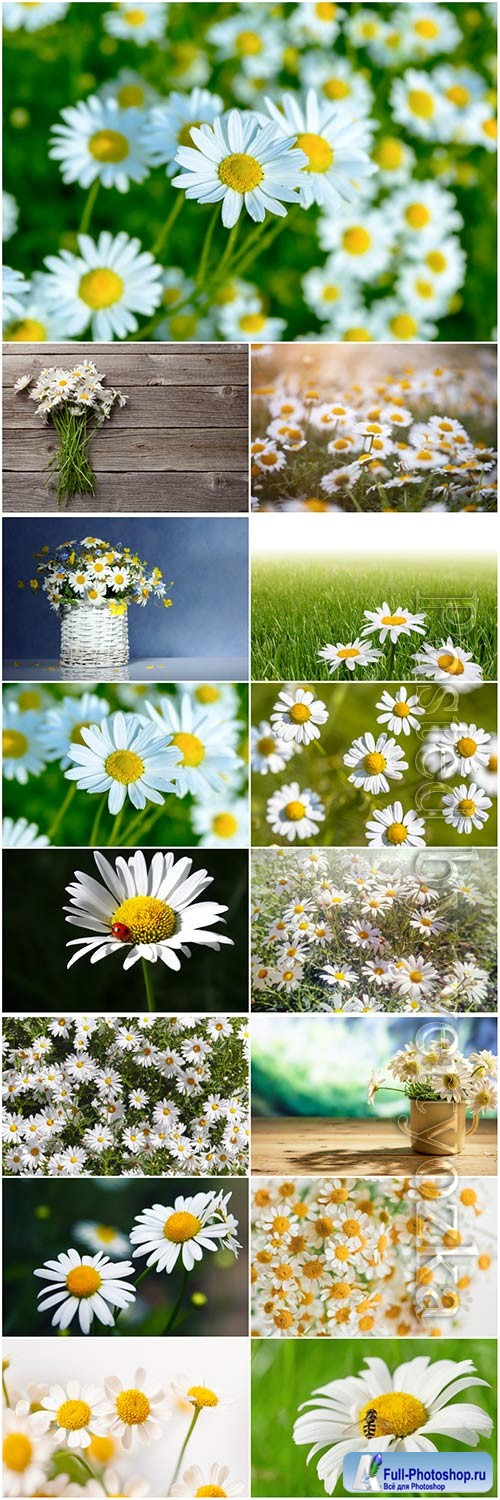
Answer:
[1, 2, 498, 1499]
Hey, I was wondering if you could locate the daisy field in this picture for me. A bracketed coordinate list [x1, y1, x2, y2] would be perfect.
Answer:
[2, 1, 497, 344]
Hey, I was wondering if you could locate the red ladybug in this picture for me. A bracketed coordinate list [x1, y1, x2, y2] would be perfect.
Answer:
[111, 922, 131, 941]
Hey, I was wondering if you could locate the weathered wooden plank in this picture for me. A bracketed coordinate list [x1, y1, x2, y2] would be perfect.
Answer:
[3, 384, 248, 430]
[3, 428, 248, 472]
[2, 470, 248, 513]
[2, 346, 248, 387]
[251, 1116, 497, 1177]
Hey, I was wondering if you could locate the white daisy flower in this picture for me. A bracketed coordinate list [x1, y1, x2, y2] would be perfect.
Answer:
[172, 110, 307, 228]
[99, 68, 160, 113]
[318, 206, 394, 277]
[389, 181, 463, 243]
[474, 735, 498, 796]
[50, 97, 152, 193]
[371, 133, 416, 184]
[301, 51, 372, 117]
[172, 1464, 244, 1497]
[219, 304, 287, 342]
[442, 782, 492, 835]
[74, 1220, 130, 1256]
[2, 1404, 54, 1497]
[294, 1353, 492, 1495]
[3, 265, 30, 322]
[146, 693, 240, 798]
[376, 686, 424, 736]
[34, 1247, 136, 1333]
[103, 3, 168, 45]
[130, 1189, 239, 1272]
[391, 68, 451, 139]
[266, 783, 325, 842]
[141, 87, 224, 173]
[361, 602, 427, 645]
[391, 954, 439, 1003]
[100, 1367, 171, 1449]
[432, 1059, 474, 1102]
[321, 964, 358, 989]
[264, 88, 376, 209]
[3, 706, 47, 783]
[430, 722, 492, 778]
[65, 710, 182, 814]
[252, 440, 287, 471]
[171, 1376, 233, 1412]
[397, 4, 462, 59]
[251, 720, 295, 774]
[367, 300, 437, 342]
[3, 1, 68, 29]
[207, 10, 285, 77]
[40, 691, 110, 769]
[302, 263, 362, 323]
[343, 732, 408, 795]
[318, 638, 382, 675]
[412, 637, 484, 688]
[191, 795, 249, 848]
[365, 801, 426, 847]
[270, 687, 328, 746]
[64, 849, 233, 972]
[40, 231, 163, 340]
[40, 1380, 108, 1448]
[2, 816, 49, 847]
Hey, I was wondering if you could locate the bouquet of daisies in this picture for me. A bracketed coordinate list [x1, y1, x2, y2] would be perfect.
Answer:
[15, 361, 127, 509]
[20, 535, 173, 615]
[369, 1038, 497, 1110]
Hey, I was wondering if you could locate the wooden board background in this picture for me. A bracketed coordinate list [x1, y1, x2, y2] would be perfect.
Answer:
[251, 1116, 497, 1176]
[3, 343, 249, 513]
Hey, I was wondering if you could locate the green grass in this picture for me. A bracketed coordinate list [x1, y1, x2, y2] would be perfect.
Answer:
[251, 1338, 497, 1496]
[251, 681, 498, 847]
[251, 555, 497, 681]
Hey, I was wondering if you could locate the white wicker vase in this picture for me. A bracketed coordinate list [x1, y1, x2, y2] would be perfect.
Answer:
[60, 603, 129, 669]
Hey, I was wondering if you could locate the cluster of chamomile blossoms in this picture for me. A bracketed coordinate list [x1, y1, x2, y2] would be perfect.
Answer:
[368, 1040, 497, 1113]
[252, 684, 495, 846]
[2, 1014, 249, 1178]
[18, 534, 171, 616]
[251, 847, 495, 1013]
[251, 360, 497, 513]
[2, 2, 497, 343]
[251, 1175, 495, 1338]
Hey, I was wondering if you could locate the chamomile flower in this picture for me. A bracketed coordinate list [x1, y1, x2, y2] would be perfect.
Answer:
[376, 687, 425, 736]
[302, 263, 361, 323]
[391, 69, 450, 139]
[390, 181, 463, 243]
[365, 802, 426, 848]
[396, 4, 462, 59]
[146, 693, 240, 798]
[318, 207, 393, 277]
[219, 304, 287, 343]
[64, 849, 233, 972]
[130, 1190, 239, 1272]
[412, 638, 484, 688]
[50, 97, 152, 193]
[371, 134, 415, 184]
[141, 88, 223, 173]
[362, 602, 426, 646]
[191, 795, 249, 847]
[474, 736, 498, 796]
[270, 687, 328, 746]
[75, 1222, 130, 1257]
[2, 1403, 54, 1497]
[2, 816, 49, 847]
[172, 1464, 244, 1498]
[367, 301, 437, 342]
[265, 89, 376, 210]
[301, 52, 372, 117]
[442, 783, 492, 835]
[207, 10, 284, 77]
[251, 721, 295, 774]
[40, 1380, 108, 1449]
[34, 1248, 135, 1333]
[65, 710, 181, 814]
[171, 1375, 233, 1412]
[431, 722, 492, 778]
[100, 1368, 171, 1449]
[266, 783, 325, 842]
[40, 232, 163, 340]
[318, 639, 382, 675]
[2, 706, 47, 783]
[344, 732, 408, 795]
[40, 691, 110, 770]
[3, 1, 68, 29]
[391, 955, 439, 1004]
[103, 3, 168, 45]
[291, 1, 344, 45]
[172, 111, 307, 228]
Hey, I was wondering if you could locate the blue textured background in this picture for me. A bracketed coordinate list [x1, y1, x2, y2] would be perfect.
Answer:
[3, 516, 248, 661]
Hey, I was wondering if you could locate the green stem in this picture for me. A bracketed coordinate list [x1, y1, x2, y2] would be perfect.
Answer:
[47, 781, 76, 840]
[106, 804, 125, 846]
[89, 794, 107, 847]
[152, 189, 184, 257]
[79, 179, 101, 235]
[141, 957, 155, 1013]
[195, 204, 221, 288]
[71, 1454, 109, 1495]
[167, 1405, 200, 1494]
[2, 1372, 11, 1408]
[387, 639, 397, 679]
[162, 1263, 189, 1336]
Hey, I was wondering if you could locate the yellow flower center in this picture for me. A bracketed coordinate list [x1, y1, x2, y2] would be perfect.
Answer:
[69, 719, 93, 746]
[426, 250, 447, 273]
[414, 17, 438, 37]
[316, 2, 336, 15]
[436, 652, 464, 675]
[456, 736, 477, 757]
[415, 279, 434, 299]
[177, 119, 203, 147]
[88, 1434, 116, 1463]
[95, 1226, 119, 1245]
[284, 800, 306, 821]
[409, 969, 423, 983]
[219, 152, 264, 192]
[187, 1385, 219, 1408]
[117, 83, 145, 107]
[364, 751, 387, 774]
[3, 729, 28, 757]
[458, 798, 476, 816]
[112, 894, 176, 943]
[66, 1265, 102, 1297]
[239, 312, 267, 333]
[405, 202, 431, 229]
[488, 754, 497, 771]
[390, 315, 418, 339]
[164, 1210, 202, 1242]
[195, 685, 219, 704]
[172, 730, 205, 767]
[323, 77, 350, 100]
[394, 702, 410, 717]
[296, 132, 333, 172]
[343, 1217, 363, 1237]
[115, 1389, 151, 1426]
[382, 613, 406, 626]
[3, 1434, 32, 1473]
[386, 821, 408, 845]
[342, 225, 371, 255]
[236, 28, 262, 54]
[212, 812, 238, 838]
[257, 735, 276, 755]
[343, 326, 373, 341]
[105, 748, 145, 784]
[337, 647, 360, 659]
[124, 9, 147, 24]
[57, 1399, 92, 1431]
[90, 129, 129, 163]
[79, 268, 124, 310]
[374, 136, 403, 170]
[195, 1489, 227, 1498]
[408, 89, 434, 119]
[290, 702, 311, 724]
[4, 317, 47, 340]
[482, 117, 497, 139]
[359, 1392, 427, 1438]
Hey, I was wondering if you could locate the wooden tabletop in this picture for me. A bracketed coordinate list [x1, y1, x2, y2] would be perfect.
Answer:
[251, 1116, 497, 1176]
[3, 342, 248, 513]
